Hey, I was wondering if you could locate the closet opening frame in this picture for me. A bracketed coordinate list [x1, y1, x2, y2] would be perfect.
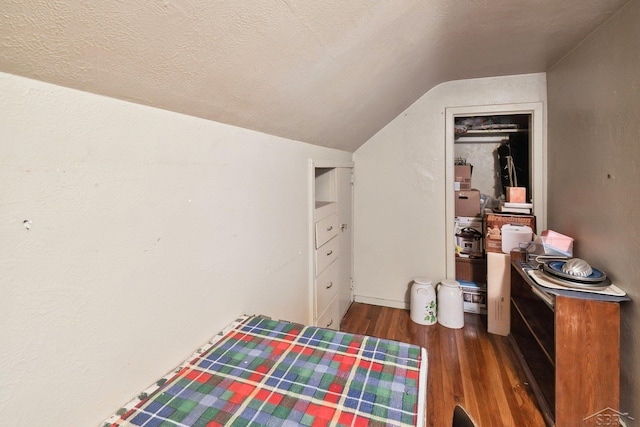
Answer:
[444, 102, 546, 279]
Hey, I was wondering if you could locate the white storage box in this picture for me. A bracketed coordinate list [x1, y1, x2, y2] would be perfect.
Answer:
[458, 280, 487, 314]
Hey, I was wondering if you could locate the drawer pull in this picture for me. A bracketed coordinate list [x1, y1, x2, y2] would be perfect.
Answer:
[326, 250, 333, 256]
[326, 319, 334, 327]
[326, 225, 333, 231]
[326, 281, 333, 289]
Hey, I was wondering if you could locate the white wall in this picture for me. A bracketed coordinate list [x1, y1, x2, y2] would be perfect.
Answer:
[547, 0, 640, 422]
[353, 73, 546, 307]
[0, 72, 351, 426]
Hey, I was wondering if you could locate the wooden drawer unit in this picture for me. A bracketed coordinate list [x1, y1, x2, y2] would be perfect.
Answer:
[509, 261, 625, 426]
[315, 213, 339, 249]
[315, 262, 338, 317]
[455, 257, 487, 284]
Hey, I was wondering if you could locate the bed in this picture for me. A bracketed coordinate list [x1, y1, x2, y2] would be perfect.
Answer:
[103, 315, 427, 427]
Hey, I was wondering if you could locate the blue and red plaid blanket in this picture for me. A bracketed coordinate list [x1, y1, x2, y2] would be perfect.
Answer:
[105, 315, 427, 426]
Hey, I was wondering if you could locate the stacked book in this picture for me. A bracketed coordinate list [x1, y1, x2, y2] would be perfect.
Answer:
[498, 202, 533, 214]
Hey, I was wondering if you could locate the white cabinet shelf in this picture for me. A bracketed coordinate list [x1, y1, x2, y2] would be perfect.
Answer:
[314, 201, 337, 219]
[311, 166, 340, 329]
[310, 163, 353, 330]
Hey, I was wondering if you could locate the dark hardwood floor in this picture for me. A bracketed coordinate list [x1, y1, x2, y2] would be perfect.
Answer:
[340, 303, 546, 427]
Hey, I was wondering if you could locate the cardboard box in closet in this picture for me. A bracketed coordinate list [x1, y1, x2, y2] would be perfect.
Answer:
[455, 190, 481, 217]
[458, 280, 487, 315]
[506, 186, 526, 203]
[487, 252, 511, 336]
[455, 165, 472, 191]
[454, 216, 484, 258]
[485, 213, 536, 254]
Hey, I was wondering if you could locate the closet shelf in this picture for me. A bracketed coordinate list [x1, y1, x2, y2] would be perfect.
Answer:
[465, 129, 527, 134]
[455, 128, 528, 143]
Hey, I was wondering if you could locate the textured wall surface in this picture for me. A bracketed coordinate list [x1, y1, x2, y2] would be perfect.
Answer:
[0, 73, 351, 426]
[547, 0, 640, 423]
[454, 141, 504, 197]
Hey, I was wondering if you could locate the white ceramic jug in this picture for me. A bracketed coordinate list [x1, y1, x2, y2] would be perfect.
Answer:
[410, 278, 437, 325]
[437, 279, 464, 329]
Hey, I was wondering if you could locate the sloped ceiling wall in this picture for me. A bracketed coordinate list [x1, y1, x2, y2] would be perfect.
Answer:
[0, 0, 629, 151]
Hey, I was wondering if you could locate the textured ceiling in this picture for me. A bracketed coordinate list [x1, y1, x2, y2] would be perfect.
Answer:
[0, 0, 629, 151]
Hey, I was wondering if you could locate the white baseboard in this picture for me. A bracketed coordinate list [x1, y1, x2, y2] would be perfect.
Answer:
[353, 295, 409, 310]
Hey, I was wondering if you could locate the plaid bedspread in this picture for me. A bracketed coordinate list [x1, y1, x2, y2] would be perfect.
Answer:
[105, 315, 427, 427]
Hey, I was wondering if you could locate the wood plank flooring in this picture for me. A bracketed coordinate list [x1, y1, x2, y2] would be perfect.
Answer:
[340, 303, 546, 427]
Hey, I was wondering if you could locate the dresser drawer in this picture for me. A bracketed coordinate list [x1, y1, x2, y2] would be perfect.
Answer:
[316, 298, 340, 330]
[315, 236, 338, 274]
[315, 262, 338, 316]
[315, 213, 339, 249]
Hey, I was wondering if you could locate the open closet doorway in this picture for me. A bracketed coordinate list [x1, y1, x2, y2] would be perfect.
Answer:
[444, 103, 546, 279]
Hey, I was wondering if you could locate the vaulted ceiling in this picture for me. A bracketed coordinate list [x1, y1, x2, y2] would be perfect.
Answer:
[0, 0, 629, 151]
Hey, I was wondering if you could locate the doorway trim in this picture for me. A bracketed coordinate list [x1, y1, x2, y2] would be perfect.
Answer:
[444, 102, 546, 278]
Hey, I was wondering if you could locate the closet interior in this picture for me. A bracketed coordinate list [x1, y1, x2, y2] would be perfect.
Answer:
[453, 113, 532, 314]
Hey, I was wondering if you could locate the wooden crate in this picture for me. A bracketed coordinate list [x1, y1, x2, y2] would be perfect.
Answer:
[455, 257, 487, 284]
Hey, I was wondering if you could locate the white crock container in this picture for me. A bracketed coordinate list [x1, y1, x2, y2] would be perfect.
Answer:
[437, 279, 464, 329]
[410, 278, 437, 325]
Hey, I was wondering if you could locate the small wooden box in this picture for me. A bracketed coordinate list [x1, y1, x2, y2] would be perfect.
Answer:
[455, 257, 487, 284]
